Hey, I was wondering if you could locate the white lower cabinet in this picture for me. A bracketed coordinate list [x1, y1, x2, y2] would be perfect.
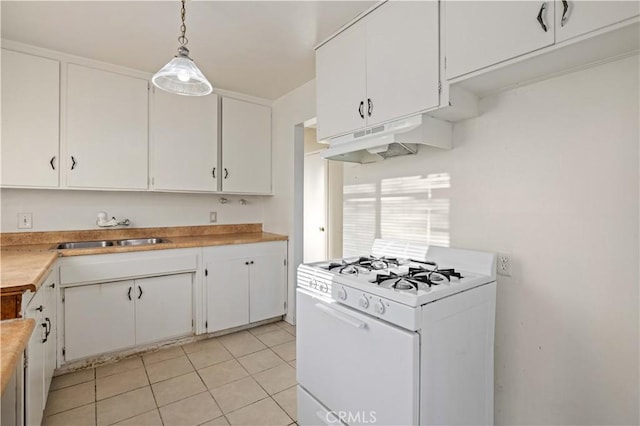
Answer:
[205, 257, 250, 332]
[64, 274, 193, 361]
[23, 270, 57, 426]
[64, 280, 136, 361]
[204, 241, 287, 333]
[64, 273, 193, 362]
[24, 290, 45, 426]
[135, 274, 193, 345]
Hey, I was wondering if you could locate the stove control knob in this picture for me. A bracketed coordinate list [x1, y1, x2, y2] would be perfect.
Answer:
[337, 287, 347, 301]
[359, 296, 369, 309]
[310, 279, 318, 289]
[319, 282, 328, 293]
[374, 300, 385, 315]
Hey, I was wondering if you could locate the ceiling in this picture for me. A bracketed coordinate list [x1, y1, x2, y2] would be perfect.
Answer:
[1, 1, 375, 100]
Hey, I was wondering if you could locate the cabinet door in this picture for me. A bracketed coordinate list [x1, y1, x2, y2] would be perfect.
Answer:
[555, 0, 639, 42]
[24, 291, 45, 426]
[152, 90, 219, 192]
[316, 22, 367, 140]
[445, 1, 555, 79]
[221, 98, 272, 194]
[365, 1, 440, 126]
[249, 244, 287, 323]
[64, 281, 135, 361]
[42, 274, 57, 399]
[135, 274, 193, 345]
[66, 64, 148, 189]
[1, 49, 59, 188]
[206, 257, 250, 332]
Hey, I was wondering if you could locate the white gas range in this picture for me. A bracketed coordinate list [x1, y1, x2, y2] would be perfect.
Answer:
[296, 240, 497, 426]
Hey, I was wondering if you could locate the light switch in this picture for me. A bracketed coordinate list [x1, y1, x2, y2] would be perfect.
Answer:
[18, 212, 33, 229]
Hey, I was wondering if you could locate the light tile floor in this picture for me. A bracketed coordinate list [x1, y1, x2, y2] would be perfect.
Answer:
[43, 321, 297, 426]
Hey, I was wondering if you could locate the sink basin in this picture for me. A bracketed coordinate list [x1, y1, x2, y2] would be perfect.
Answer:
[56, 240, 114, 249]
[56, 238, 170, 249]
[115, 238, 168, 246]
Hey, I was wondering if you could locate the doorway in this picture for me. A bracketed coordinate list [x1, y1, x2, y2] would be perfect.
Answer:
[301, 120, 343, 263]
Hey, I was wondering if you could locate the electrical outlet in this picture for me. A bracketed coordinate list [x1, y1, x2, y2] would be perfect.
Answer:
[498, 253, 511, 277]
[18, 212, 33, 229]
[209, 212, 217, 223]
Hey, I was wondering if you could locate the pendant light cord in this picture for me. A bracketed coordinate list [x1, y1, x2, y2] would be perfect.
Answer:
[178, 0, 188, 47]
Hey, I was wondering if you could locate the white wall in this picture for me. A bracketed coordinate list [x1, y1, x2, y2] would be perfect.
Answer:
[0, 189, 264, 232]
[343, 56, 639, 425]
[264, 79, 316, 323]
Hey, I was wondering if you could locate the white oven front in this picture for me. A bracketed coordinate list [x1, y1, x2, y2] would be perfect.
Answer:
[296, 287, 419, 426]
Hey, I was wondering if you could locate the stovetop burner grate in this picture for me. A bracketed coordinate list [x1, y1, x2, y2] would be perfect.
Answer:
[370, 261, 464, 292]
[323, 256, 401, 275]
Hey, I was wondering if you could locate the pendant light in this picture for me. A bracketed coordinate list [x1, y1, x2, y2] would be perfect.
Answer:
[152, 0, 213, 96]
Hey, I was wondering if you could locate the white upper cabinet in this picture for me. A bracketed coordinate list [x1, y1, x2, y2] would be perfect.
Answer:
[221, 97, 272, 194]
[445, 1, 556, 79]
[316, 1, 441, 140]
[555, 0, 639, 42]
[316, 23, 367, 140]
[365, 0, 440, 127]
[151, 90, 219, 192]
[66, 64, 149, 190]
[1, 49, 60, 188]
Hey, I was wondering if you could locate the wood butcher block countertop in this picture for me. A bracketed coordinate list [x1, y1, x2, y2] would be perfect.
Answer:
[1, 318, 35, 395]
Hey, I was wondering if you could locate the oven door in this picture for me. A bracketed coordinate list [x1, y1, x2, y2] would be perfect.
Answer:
[297, 288, 419, 426]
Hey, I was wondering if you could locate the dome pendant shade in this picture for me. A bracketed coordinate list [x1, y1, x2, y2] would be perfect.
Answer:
[152, 46, 213, 96]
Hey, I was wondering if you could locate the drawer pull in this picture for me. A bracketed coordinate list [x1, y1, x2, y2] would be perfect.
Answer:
[561, 0, 569, 26]
[537, 3, 548, 32]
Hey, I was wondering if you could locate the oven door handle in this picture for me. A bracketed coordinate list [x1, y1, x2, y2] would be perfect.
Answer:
[315, 303, 366, 329]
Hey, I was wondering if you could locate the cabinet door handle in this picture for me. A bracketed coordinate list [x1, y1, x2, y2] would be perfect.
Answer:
[212, 167, 216, 178]
[358, 101, 364, 119]
[45, 318, 51, 338]
[537, 2, 548, 32]
[250, 261, 254, 265]
[137, 286, 143, 300]
[70, 156, 77, 170]
[127, 286, 132, 301]
[367, 98, 373, 117]
[36, 305, 43, 312]
[245, 261, 249, 265]
[49, 283, 55, 289]
[561, 0, 569, 26]
[41, 322, 48, 343]
[49, 156, 56, 170]
[224, 168, 229, 179]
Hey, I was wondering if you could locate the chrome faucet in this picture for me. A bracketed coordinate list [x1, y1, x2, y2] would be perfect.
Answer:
[96, 211, 131, 227]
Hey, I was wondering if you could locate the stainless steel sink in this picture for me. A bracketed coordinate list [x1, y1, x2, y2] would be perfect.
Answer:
[115, 238, 168, 246]
[56, 240, 114, 249]
[56, 237, 169, 249]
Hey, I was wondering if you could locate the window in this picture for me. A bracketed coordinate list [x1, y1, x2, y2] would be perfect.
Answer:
[343, 173, 450, 256]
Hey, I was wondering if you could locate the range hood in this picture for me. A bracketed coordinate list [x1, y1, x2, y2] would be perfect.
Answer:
[320, 115, 452, 163]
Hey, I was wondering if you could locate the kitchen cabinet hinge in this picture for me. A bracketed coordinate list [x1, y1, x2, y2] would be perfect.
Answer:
[444, 56, 447, 70]
[284, 259, 287, 267]
[191, 320, 194, 327]
[23, 352, 28, 369]
[438, 81, 442, 94]
[284, 301, 287, 310]
[205, 321, 208, 329]
[62, 296, 65, 303]
[62, 347, 66, 358]
[205, 269, 208, 277]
